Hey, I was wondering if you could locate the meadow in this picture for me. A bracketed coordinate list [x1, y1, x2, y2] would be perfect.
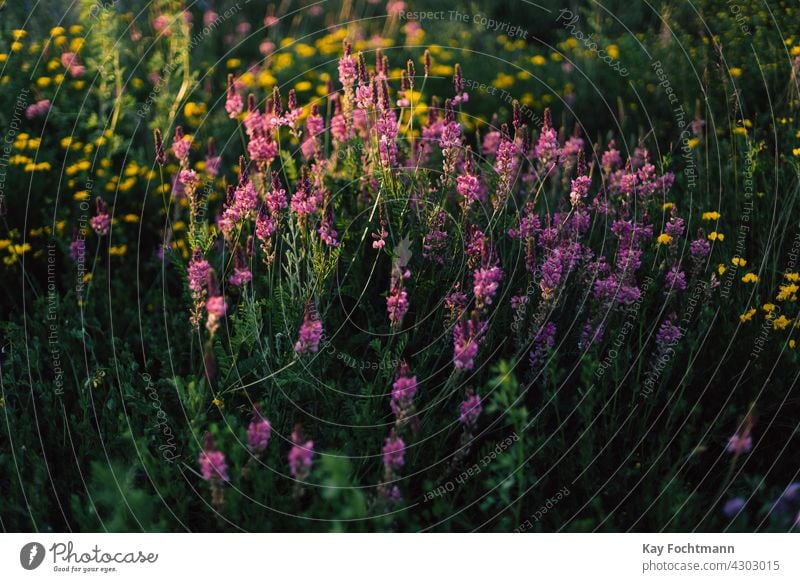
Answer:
[0, 0, 799, 532]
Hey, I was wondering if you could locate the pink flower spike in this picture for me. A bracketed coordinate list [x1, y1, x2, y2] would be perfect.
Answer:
[90, 197, 110, 236]
[382, 432, 406, 471]
[247, 406, 272, 453]
[295, 303, 323, 355]
[288, 425, 314, 481]
[198, 433, 229, 482]
[459, 392, 482, 426]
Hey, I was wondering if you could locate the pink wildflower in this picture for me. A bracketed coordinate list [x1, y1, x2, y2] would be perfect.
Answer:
[172, 126, 191, 163]
[289, 425, 314, 481]
[225, 74, 243, 118]
[198, 433, 229, 482]
[247, 406, 272, 453]
[459, 392, 482, 426]
[382, 432, 406, 471]
[295, 303, 323, 355]
[90, 197, 110, 236]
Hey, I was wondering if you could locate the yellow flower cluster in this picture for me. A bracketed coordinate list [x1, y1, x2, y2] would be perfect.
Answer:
[739, 308, 756, 323]
[773, 315, 792, 330]
[741, 273, 759, 283]
[740, 270, 800, 332]
[777, 282, 799, 302]
[1, 240, 31, 266]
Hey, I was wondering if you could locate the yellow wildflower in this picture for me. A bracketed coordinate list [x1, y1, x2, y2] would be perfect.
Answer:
[295, 43, 316, 58]
[183, 102, 207, 118]
[430, 64, 453, 76]
[718, 264, 727, 276]
[742, 273, 759, 283]
[118, 177, 137, 192]
[24, 162, 51, 172]
[773, 315, 791, 330]
[702, 211, 720, 220]
[708, 232, 724, 241]
[274, 53, 293, 70]
[739, 308, 756, 323]
[492, 73, 515, 90]
[777, 283, 799, 301]
[732, 257, 747, 267]
[657, 233, 673, 245]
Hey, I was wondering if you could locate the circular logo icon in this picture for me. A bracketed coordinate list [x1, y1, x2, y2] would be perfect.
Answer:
[20, 542, 46, 570]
